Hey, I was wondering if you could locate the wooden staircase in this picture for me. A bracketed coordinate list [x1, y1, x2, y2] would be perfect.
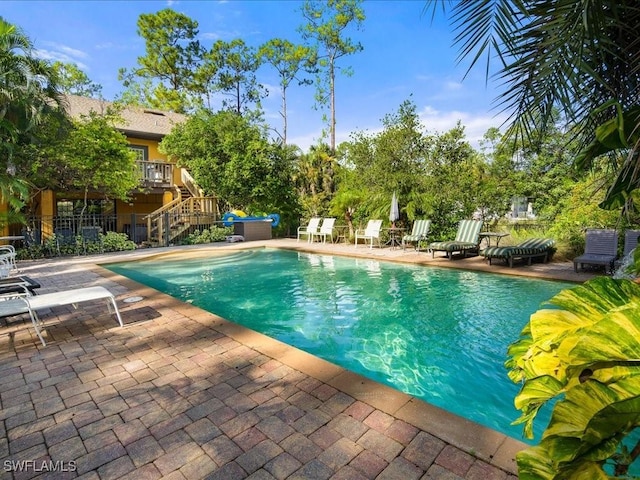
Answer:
[145, 169, 217, 246]
[146, 196, 217, 246]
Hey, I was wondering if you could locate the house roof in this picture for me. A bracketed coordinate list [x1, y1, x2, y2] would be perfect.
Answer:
[63, 95, 187, 140]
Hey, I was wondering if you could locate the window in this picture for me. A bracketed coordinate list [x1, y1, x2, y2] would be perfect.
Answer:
[56, 199, 115, 216]
[129, 145, 149, 162]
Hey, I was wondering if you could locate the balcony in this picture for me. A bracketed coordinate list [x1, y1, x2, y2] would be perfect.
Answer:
[137, 160, 173, 187]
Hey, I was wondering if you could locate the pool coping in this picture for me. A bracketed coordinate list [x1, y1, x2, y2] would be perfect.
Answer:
[89, 240, 580, 475]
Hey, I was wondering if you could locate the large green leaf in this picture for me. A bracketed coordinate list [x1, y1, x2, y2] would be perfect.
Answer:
[547, 277, 640, 317]
[508, 277, 640, 477]
[574, 105, 640, 170]
[559, 305, 640, 366]
[513, 375, 565, 439]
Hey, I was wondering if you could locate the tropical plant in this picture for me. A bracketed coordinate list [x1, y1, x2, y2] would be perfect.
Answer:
[427, 0, 640, 212]
[506, 276, 640, 479]
[0, 16, 62, 227]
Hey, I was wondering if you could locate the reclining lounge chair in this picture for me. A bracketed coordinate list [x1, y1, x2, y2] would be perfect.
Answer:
[429, 220, 483, 259]
[483, 238, 555, 267]
[573, 228, 618, 274]
[402, 219, 431, 251]
[0, 285, 123, 346]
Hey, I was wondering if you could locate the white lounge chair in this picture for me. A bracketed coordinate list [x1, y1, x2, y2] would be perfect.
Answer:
[0, 286, 124, 346]
[311, 218, 336, 243]
[354, 220, 383, 249]
[0, 245, 17, 276]
[297, 217, 321, 243]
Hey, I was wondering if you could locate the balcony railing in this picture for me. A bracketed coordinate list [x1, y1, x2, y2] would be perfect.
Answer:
[137, 160, 173, 186]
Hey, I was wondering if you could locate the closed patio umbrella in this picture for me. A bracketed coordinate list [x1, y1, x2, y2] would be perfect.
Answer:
[389, 192, 399, 228]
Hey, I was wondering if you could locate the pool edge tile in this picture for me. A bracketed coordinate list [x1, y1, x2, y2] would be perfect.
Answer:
[395, 398, 521, 474]
[327, 370, 413, 414]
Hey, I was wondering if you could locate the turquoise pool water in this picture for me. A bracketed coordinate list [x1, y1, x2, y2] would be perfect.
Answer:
[106, 248, 574, 442]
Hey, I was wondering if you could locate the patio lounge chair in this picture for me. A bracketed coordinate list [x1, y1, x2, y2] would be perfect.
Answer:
[402, 219, 431, 251]
[623, 229, 640, 258]
[311, 218, 336, 243]
[429, 219, 483, 259]
[354, 220, 383, 249]
[81, 226, 104, 254]
[0, 251, 16, 278]
[483, 238, 555, 267]
[0, 286, 124, 346]
[573, 228, 618, 273]
[297, 217, 321, 243]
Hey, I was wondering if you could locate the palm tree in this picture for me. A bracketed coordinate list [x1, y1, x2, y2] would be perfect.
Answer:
[427, 1, 640, 211]
[0, 17, 62, 224]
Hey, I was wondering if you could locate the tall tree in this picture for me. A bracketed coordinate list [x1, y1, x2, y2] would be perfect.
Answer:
[0, 17, 62, 225]
[160, 110, 296, 218]
[118, 8, 202, 113]
[204, 39, 265, 116]
[52, 61, 102, 98]
[258, 39, 314, 145]
[299, 0, 365, 153]
[56, 111, 140, 216]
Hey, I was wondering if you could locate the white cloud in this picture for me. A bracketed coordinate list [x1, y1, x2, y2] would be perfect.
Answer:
[444, 81, 463, 91]
[42, 41, 88, 59]
[418, 105, 508, 147]
[34, 48, 89, 71]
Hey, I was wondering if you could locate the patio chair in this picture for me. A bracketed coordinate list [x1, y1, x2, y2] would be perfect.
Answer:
[297, 217, 321, 243]
[0, 286, 123, 346]
[0, 276, 40, 296]
[483, 238, 555, 267]
[21, 227, 41, 248]
[623, 229, 640, 258]
[573, 228, 618, 273]
[54, 227, 78, 256]
[354, 219, 383, 249]
[81, 226, 104, 254]
[402, 219, 431, 251]
[429, 219, 483, 259]
[0, 245, 17, 275]
[311, 218, 336, 243]
[0, 253, 14, 279]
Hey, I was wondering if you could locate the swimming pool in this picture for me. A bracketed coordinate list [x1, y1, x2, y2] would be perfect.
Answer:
[106, 248, 574, 441]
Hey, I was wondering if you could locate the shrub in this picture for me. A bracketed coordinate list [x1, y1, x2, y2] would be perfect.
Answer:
[102, 232, 136, 252]
[182, 226, 232, 245]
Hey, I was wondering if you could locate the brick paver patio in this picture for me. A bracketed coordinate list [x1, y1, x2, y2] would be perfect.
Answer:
[0, 240, 592, 479]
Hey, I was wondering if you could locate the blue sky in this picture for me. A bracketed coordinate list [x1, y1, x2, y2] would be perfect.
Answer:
[3, 0, 508, 151]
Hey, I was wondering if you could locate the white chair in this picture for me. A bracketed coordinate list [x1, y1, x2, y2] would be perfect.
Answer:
[311, 218, 336, 243]
[354, 220, 383, 249]
[0, 253, 15, 279]
[0, 244, 17, 273]
[297, 217, 321, 243]
[0, 286, 124, 346]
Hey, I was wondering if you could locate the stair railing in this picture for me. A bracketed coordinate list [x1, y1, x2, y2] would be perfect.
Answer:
[181, 168, 206, 198]
[146, 196, 218, 246]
